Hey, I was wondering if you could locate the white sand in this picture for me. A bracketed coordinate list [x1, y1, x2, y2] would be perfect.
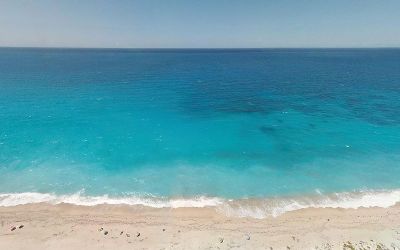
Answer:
[1, 203, 400, 249]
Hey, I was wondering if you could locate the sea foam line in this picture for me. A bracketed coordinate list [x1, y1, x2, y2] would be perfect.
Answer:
[219, 189, 400, 218]
[0, 192, 223, 208]
[1, 189, 400, 218]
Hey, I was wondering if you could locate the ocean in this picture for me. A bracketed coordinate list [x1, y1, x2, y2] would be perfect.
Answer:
[0, 48, 400, 217]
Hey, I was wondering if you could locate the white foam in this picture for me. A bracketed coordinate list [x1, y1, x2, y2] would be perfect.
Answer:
[0, 191, 223, 208]
[1, 189, 400, 219]
[218, 189, 400, 218]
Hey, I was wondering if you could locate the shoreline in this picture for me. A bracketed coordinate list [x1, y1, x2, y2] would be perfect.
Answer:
[1, 203, 400, 249]
[2, 189, 400, 219]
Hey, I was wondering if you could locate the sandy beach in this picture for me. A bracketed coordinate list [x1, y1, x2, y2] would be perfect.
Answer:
[1, 203, 400, 250]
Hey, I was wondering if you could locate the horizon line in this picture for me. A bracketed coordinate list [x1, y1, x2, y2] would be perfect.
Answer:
[1, 46, 400, 50]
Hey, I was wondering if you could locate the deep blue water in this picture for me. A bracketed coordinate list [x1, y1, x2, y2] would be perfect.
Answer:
[0, 48, 400, 200]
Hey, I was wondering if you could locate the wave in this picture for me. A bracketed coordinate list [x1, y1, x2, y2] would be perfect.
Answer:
[219, 189, 400, 218]
[1, 189, 400, 218]
[0, 191, 223, 208]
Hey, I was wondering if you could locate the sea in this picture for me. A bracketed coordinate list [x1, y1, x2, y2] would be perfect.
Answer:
[0, 48, 400, 218]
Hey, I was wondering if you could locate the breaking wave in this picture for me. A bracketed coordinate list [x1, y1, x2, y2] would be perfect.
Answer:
[1, 189, 400, 219]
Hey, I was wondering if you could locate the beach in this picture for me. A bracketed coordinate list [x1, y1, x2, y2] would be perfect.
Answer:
[1, 203, 400, 249]
[1, 0, 400, 248]
[1, 48, 400, 249]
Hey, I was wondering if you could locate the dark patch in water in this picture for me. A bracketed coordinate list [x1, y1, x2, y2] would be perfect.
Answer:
[259, 126, 277, 134]
[308, 123, 316, 129]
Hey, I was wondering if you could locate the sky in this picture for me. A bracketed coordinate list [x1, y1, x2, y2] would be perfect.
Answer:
[0, 0, 399, 48]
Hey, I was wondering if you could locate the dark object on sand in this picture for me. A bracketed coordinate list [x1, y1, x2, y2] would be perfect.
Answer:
[120, 231, 124, 235]
[219, 237, 224, 243]
[98, 227, 103, 232]
[162, 228, 166, 232]
[19, 225, 24, 229]
[136, 232, 141, 237]
[126, 233, 130, 237]
[246, 235, 250, 240]
[104, 231, 108, 235]
[11, 226, 16, 231]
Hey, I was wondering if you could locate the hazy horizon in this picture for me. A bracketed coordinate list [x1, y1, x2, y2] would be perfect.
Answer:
[1, 46, 400, 49]
[0, 0, 399, 48]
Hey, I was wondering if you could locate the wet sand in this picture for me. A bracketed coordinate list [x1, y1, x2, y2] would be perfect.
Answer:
[1, 203, 400, 249]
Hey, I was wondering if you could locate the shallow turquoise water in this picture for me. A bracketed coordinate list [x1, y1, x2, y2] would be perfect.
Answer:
[0, 48, 400, 201]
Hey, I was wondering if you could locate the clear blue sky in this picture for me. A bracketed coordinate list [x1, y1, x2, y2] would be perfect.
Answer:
[0, 0, 399, 48]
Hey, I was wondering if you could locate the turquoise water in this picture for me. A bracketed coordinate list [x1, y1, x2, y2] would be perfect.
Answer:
[0, 48, 400, 210]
